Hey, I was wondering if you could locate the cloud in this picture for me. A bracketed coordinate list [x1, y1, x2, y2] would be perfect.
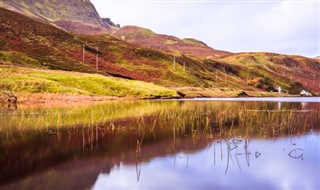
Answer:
[92, 0, 319, 57]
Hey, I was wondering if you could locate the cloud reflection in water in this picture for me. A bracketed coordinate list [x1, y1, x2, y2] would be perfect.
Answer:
[92, 133, 320, 190]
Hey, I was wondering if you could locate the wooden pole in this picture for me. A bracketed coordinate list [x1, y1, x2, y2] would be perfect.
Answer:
[173, 56, 176, 70]
[96, 54, 99, 70]
[225, 73, 226, 83]
[82, 45, 85, 63]
[183, 61, 186, 73]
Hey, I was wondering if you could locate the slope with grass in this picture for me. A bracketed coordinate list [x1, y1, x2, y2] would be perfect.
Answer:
[0, 66, 179, 100]
[220, 52, 320, 94]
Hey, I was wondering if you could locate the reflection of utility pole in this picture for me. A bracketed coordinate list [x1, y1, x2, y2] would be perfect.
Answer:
[186, 145, 189, 168]
[96, 54, 99, 70]
[82, 44, 85, 63]
[136, 162, 141, 182]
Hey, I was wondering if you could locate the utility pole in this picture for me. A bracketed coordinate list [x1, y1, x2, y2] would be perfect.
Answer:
[173, 55, 176, 70]
[82, 44, 85, 63]
[96, 54, 99, 70]
[183, 61, 186, 73]
[225, 73, 227, 83]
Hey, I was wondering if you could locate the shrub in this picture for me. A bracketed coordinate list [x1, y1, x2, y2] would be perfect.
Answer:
[248, 77, 275, 91]
[288, 82, 304, 94]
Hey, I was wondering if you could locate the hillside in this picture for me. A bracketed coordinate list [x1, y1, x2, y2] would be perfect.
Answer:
[0, 7, 319, 101]
[220, 52, 320, 94]
[111, 26, 231, 59]
[0, 7, 250, 99]
[0, 65, 179, 100]
[1, 0, 119, 34]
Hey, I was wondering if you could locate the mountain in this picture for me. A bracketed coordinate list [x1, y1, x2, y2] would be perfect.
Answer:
[2, 0, 119, 34]
[0, 7, 319, 99]
[1, 0, 230, 58]
[110, 26, 231, 59]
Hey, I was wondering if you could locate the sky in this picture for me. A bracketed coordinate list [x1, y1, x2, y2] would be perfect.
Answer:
[91, 0, 320, 58]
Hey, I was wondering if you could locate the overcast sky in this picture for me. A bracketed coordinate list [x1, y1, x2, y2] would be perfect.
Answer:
[91, 0, 319, 58]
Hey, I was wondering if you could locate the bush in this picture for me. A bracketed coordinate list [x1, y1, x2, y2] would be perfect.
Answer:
[288, 82, 303, 94]
[248, 77, 275, 91]
[0, 38, 6, 48]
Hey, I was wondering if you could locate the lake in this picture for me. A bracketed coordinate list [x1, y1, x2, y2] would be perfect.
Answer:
[0, 98, 319, 190]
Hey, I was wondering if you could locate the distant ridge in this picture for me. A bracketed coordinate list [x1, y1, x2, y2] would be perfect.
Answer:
[111, 25, 232, 58]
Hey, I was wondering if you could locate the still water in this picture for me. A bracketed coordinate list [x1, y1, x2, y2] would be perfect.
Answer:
[0, 98, 319, 190]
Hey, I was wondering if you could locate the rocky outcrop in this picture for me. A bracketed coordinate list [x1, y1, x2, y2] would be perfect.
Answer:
[102, 18, 120, 28]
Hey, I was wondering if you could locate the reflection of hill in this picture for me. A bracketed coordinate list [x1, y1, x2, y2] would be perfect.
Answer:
[1, 127, 211, 190]
[1, 100, 319, 188]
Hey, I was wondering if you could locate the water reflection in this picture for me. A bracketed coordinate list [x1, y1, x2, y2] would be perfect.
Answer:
[91, 134, 319, 190]
[0, 99, 319, 190]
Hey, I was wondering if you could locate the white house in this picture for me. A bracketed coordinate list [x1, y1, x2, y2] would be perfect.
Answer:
[275, 86, 281, 93]
[300, 90, 312, 96]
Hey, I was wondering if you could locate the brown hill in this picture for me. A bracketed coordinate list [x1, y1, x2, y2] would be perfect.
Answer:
[221, 52, 320, 93]
[110, 26, 232, 59]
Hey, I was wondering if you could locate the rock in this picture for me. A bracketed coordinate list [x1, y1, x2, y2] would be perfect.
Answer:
[0, 91, 17, 105]
[237, 91, 250, 97]
[102, 18, 120, 28]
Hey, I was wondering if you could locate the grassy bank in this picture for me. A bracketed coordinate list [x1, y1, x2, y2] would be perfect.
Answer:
[0, 65, 179, 101]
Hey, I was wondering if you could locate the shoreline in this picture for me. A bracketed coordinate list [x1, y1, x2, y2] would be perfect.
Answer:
[1, 92, 311, 106]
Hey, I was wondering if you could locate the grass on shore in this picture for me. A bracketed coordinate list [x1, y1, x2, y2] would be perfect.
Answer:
[0, 65, 179, 98]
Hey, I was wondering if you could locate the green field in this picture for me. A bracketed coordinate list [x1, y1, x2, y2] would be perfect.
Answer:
[0, 66, 179, 98]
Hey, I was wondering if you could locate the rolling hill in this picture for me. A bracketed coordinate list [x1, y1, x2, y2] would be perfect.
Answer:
[110, 26, 232, 59]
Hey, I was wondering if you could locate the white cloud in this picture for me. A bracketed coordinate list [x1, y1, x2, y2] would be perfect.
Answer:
[92, 0, 320, 57]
